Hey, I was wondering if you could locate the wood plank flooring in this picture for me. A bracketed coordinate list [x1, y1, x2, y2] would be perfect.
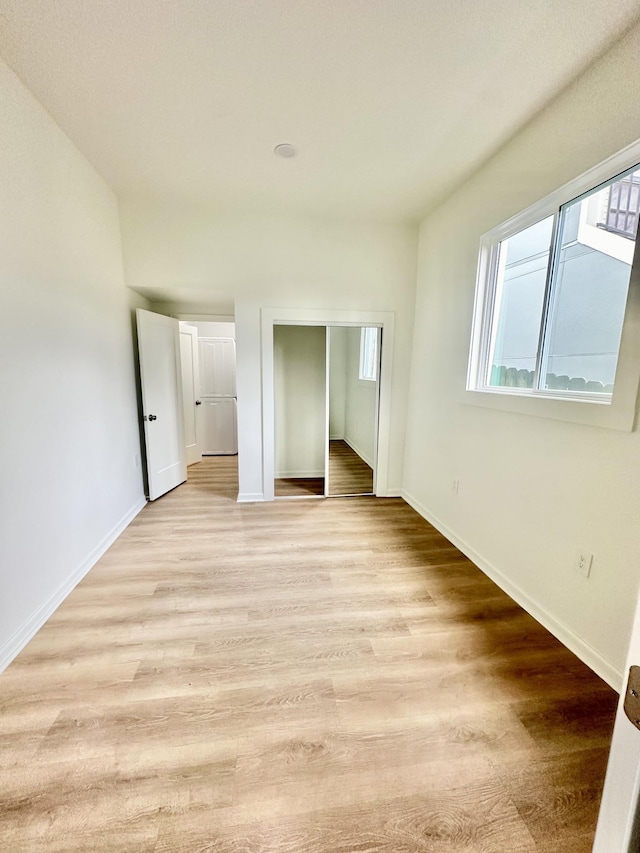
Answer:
[328, 439, 374, 495]
[275, 441, 373, 498]
[274, 476, 324, 497]
[0, 457, 617, 852]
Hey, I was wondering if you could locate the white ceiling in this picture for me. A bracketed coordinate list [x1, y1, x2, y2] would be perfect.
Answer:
[1, 0, 639, 222]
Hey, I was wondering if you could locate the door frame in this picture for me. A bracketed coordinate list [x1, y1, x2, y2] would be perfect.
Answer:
[324, 326, 331, 496]
[260, 307, 394, 502]
[593, 587, 640, 851]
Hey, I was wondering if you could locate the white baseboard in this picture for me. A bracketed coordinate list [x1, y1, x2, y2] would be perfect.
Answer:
[237, 492, 264, 503]
[0, 496, 147, 674]
[383, 488, 403, 498]
[275, 469, 324, 479]
[344, 436, 374, 469]
[402, 489, 623, 692]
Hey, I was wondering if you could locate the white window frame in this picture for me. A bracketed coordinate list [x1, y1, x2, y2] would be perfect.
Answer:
[466, 138, 640, 431]
[359, 327, 378, 382]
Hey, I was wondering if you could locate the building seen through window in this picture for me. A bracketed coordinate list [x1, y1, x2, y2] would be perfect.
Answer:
[484, 167, 640, 397]
[599, 172, 640, 239]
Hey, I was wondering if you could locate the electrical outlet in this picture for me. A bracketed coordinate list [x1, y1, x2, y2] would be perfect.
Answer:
[574, 550, 593, 578]
[452, 479, 460, 496]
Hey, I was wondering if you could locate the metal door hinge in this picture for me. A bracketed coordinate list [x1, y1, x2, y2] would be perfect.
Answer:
[623, 666, 640, 729]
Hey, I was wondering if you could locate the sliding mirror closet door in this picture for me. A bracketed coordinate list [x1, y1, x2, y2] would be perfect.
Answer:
[273, 324, 327, 498]
[327, 326, 378, 496]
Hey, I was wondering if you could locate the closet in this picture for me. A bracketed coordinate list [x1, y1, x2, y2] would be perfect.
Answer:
[273, 323, 380, 498]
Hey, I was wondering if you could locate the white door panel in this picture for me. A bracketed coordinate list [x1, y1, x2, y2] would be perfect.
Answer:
[137, 309, 187, 500]
[201, 398, 237, 455]
[179, 323, 202, 466]
[199, 338, 236, 396]
[594, 593, 640, 851]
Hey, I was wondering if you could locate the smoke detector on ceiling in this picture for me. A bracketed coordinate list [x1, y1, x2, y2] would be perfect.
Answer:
[274, 143, 297, 158]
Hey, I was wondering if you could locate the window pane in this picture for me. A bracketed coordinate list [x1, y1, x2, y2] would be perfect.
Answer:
[487, 216, 554, 388]
[359, 327, 378, 381]
[542, 169, 640, 394]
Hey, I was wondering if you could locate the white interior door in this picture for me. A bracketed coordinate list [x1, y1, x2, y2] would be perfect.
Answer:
[137, 309, 187, 500]
[201, 398, 238, 455]
[593, 592, 640, 851]
[199, 338, 236, 396]
[179, 323, 202, 467]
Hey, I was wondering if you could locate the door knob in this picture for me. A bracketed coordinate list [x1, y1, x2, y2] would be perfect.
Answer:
[147, 414, 157, 421]
[195, 400, 202, 405]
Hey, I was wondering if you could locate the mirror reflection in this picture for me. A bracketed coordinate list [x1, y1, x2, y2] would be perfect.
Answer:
[328, 326, 376, 496]
[274, 324, 326, 497]
[273, 323, 379, 499]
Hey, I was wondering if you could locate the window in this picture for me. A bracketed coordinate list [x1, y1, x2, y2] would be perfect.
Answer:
[359, 327, 378, 381]
[469, 162, 640, 404]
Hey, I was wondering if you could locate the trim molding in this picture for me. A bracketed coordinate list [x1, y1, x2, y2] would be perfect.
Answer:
[344, 436, 374, 469]
[260, 307, 395, 502]
[402, 489, 623, 692]
[0, 496, 147, 674]
[275, 469, 325, 478]
[237, 492, 264, 503]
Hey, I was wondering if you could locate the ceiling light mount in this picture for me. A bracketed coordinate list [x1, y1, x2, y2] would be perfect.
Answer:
[274, 143, 297, 159]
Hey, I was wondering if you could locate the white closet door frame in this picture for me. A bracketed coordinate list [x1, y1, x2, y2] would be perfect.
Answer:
[260, 308, 394, 503]
[371, 326, 382, 494]
[324, 327, 331, 497]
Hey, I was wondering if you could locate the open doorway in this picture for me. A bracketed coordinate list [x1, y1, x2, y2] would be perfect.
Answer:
[184, 320, 237, 458]
[136, 310, 238, 501]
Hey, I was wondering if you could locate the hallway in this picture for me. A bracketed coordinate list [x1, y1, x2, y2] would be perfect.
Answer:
[0, 457, 616, 852]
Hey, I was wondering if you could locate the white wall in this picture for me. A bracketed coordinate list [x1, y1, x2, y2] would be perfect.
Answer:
[403, 22, 640, 688]
[274, 325, 326, 478]
[120, 205, 417, 500]
[186, 321, 235, 339]
[344, 327, 377, 468]
[0, 58, 145, 670]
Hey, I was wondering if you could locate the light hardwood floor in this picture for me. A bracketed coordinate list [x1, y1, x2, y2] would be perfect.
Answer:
[274, 476, 325, 497]
[0, 457, 616, 852]
[275, 440, 373, 498]
[328, 439, 373, 495]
